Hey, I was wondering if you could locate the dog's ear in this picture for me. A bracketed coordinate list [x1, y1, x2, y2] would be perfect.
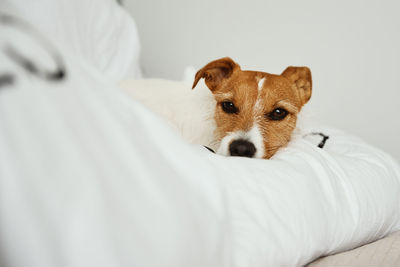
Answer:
[281, 66, 312, 106]
[192, 57, 240, 91]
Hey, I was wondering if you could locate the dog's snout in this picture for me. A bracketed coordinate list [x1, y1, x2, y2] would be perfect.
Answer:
[229, 139, 256, 158]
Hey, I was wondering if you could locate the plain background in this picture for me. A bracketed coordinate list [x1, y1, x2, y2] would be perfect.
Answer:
[123, 0, 400, 161]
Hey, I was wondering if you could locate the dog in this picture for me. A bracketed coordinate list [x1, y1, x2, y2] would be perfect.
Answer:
[192, 57, 312, 159]
[121, 57, 312, 159]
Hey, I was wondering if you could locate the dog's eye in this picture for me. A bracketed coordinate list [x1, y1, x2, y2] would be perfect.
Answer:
[267, 108, 288, 120]
[221, 101, 239, 114]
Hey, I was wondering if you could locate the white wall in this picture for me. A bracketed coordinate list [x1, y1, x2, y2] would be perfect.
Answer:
[124, 0, 400, 160]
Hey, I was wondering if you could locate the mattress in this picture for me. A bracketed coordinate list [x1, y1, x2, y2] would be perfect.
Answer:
[309, 231, 400, 266]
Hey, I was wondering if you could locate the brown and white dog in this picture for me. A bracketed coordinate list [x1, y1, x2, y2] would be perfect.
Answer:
[121, 57, 312, 159]
[192, 57, 312, 159]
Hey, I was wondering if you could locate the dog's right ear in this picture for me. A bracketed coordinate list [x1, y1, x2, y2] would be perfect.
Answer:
[192, 57, 240, 91]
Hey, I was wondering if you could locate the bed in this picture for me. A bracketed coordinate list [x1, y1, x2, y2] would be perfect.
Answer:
[309, 231, 400, 266]
[0, 0, 399, 266]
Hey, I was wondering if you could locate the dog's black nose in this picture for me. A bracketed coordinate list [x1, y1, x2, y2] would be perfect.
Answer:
[229, 139, 256, 158]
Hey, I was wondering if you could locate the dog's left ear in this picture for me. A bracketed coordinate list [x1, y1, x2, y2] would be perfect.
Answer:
[281, 66, 312, 106]
[192, 57, 240, 91]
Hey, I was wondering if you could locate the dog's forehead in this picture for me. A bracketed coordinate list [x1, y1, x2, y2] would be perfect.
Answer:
[257, 74, 296, 99]
[223, 71, 262, 92]
[231, 71, 288, 88]
[216, 70, 294, 103]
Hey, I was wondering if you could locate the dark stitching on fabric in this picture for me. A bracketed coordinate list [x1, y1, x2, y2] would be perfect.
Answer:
[203, 146, 215, 153]
[1, 13, 67, 82]
[0, 73, 15, 88]
[303, 132, 330, 149]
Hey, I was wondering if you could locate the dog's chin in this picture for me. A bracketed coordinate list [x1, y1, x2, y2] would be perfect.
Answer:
[215, 149, 265, 159]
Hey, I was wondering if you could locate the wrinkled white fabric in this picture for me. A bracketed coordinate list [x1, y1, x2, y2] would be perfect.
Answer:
[0, 0, 141, 82]
[1, 6, 400, 267]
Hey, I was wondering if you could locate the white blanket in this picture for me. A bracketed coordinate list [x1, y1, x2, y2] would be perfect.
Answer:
[1, 6, 400, 267]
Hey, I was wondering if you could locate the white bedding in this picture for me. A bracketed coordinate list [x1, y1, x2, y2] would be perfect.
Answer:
[0, 0, 142, 82]
[1, 1, 400, 267]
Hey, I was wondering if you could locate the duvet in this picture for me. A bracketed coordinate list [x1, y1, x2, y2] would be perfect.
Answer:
[1, 3, 400, 267]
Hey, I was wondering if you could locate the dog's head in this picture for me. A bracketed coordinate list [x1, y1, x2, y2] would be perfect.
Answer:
[192, 57, 312, 159]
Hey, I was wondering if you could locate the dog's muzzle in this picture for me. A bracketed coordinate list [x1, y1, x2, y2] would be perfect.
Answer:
[229, 139, 256, 158]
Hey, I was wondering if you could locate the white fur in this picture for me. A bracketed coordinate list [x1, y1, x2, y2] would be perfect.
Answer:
[120, 79, 218, 150]
[254, 78, 266, 113]
[247, 125, 265, 158]
[257, 77, 266, 91]
[254, 98, 263, 114]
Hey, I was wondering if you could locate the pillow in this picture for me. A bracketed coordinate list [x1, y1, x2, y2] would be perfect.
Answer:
[1, 15, 400, 267]
[0, 0, 141, 82]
